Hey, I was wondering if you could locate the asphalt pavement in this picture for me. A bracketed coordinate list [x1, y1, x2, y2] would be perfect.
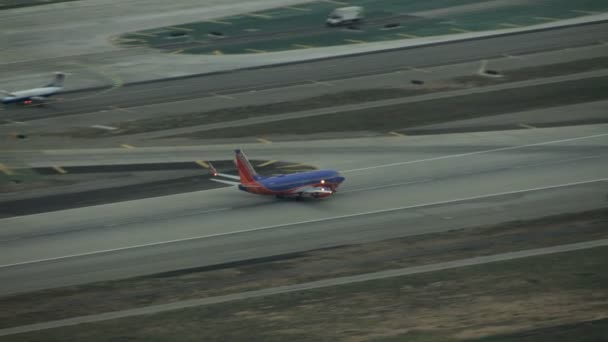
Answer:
[0, 124, 606, 295]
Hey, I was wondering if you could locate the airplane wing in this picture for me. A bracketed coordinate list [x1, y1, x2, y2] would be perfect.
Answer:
[30, 96, 53, 102]
[208, 161, 241, 185]
[298, 186, 334, 198]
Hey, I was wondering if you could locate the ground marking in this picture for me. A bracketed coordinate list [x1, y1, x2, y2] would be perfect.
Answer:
[2, 178, 606, 270]
[450, 27, 470, 33]
[310, 80, 334, 86]
[3, 119, 26, 125]
[280, 163, 310, 168]
[293, 44, 315, 49]
[0, 163, 13, 176]
[244, 12, 272, 19]
[51, 166, 67, 174]
[245, 48, 267, 53]
[498, 23, 520, 28]
[167, 26, 193, 32]
[120, 144, 135, 149]
[342, 132, 608, 173]
[257, 138, 272, 144]
[90, 125, 118, 131]
[344, 39, 366, 44]
[205, 19, 232, 25]
[534, 16, 560, 21]
[389, 131, 406, 137]
[396, 33, 418, 38]
[109, 105, 133, 113]
[170, 49, 184, 54]
[519, 123, 536, 129]
[211, 93, 235, 100]
[130, 32, 155, 37]
[502, 53, 524, 60]
[257, 160, 278, 167]
[322, 0, 348, 4]
[341, 179, 431, 194]
[571, 10, 599, 15]
[285, 6, 310, 12]
[195, 160, 210, 169]
[409, 66, 430, 73]
[477, 59, 488, 74]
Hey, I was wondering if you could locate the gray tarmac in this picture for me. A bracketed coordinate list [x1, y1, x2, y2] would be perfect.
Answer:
[0, 124, 607, 295]
[0, 13, 607, 299]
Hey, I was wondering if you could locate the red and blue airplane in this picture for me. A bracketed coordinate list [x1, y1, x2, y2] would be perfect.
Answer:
[210, 149, 345, 199]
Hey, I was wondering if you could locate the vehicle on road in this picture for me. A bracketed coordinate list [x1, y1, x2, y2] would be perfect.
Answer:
[326, 6, 364, 27]
[210, 149, 345, 199]
[1, 72, 65, 105]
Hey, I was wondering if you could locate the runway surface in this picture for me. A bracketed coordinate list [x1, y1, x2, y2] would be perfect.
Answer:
[1, 124, 607, 295]
[2, 21, 608, 122]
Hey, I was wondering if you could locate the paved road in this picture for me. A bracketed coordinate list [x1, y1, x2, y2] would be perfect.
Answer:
[1, 238, 607, 336]
[0, 124, 607, 295]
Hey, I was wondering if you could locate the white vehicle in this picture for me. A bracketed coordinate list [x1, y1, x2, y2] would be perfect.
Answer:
[1, 72, 65, 105]
[326, 6, 364, 27]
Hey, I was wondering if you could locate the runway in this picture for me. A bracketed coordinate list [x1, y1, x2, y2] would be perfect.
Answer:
[2, 21, 607, 122]
[1, 124, 607, 295]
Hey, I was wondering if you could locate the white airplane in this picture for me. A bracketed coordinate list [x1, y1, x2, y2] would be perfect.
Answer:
[1, 73, 65, 105]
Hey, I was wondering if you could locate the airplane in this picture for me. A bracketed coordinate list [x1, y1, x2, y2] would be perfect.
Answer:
[209, 149, 345, 199]
[1, 72, 65, 105]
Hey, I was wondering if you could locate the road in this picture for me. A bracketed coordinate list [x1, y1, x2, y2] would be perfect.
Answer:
[1, 124, 607, 295]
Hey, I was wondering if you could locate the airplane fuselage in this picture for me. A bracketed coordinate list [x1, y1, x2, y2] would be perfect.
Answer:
[1, 87, 61, 104]
[240, 169, 345, 198]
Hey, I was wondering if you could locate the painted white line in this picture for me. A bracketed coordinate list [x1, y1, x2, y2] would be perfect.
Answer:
[211, 93, 235, 100]
[1, 178, 606, 270]
[409, 67, 430, 73]
[310, 80, 334, 86]
[502, 53, 524, 60]
[341, 132, 608, 173]
[511, 155, 600, 169]
[91, 125, 118, 131]
[340, 179, 432, 194]
[3, 119, 26, 125]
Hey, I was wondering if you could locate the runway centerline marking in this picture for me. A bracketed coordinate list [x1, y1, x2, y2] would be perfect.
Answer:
[341, 132, 608, 173]
[1, 178, 606, 270]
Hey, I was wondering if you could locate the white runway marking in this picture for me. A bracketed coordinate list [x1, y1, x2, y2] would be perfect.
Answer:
[91, 125, 118, 131]
[341, 132, 608, 173]
[340, 179, 432, 194]
[1, 178, 606, 270]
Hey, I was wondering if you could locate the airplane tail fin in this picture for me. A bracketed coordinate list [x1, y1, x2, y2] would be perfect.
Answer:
[234, 149, 258, 184]
[46, 72, 65, 88]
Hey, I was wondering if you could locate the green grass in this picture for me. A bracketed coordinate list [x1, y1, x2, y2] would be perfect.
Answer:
[116, 0, 608, 54]
[185, 75, 608, 139]
[0, 0, 78, 10]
